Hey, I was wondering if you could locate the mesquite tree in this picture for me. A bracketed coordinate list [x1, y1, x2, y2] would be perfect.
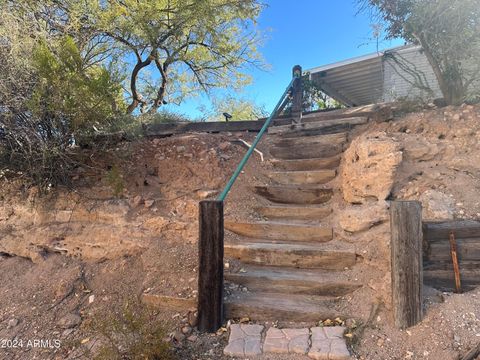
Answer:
[359, 0, 480, 105]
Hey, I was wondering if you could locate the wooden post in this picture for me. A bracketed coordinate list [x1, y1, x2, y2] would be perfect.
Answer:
[197, 200, 224, 332]
[390, 201, 423, 329]
[291, 65, 303, 124]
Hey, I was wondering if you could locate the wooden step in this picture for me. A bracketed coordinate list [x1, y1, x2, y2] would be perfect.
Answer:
[225, 221, 333, 242]
[253, 186, 333, 204]
[273, 132, 348, 148]
[280, 123, 358, 139]
[269, 116, 368, 135]
[270, 143, 343, 160]
[224, 242, 356, 270]
[225, 292, 341, 322]
[271, 155, 341, 171]
[255, 205, 332, 221]
[273, 104, 392, 126]
[268, 170, 336, 185]
[225, 266, 361, 296]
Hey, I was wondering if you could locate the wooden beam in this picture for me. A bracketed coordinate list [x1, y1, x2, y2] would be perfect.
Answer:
[390, 201, 423, 329]
[145, 120, 266, 137]
[197, 200, 224, 332]
[423, 221, 480, 241]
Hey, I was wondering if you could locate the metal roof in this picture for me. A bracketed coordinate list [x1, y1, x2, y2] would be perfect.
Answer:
[307, 44, 420, 107]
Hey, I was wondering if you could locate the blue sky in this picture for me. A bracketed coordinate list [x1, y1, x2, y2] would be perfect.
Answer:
[165, 0, 404, 119]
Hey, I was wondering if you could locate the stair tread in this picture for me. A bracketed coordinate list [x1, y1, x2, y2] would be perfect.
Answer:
[271, 155, 341, 171]
[270, 143, 343, 160]
[255, 205, 332, 222]
[224, 292, 341, 321]
[269, 116, 368, 135]
[225, 241, 354, 252]
[273, 132, 348, 147]
[253, 185, 333, 205]
[226, 265, 359, 285]
[268, 170, 336, 185]
[225, 221, 333, 242]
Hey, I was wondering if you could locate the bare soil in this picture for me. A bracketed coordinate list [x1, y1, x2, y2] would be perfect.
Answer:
[1, 104, 480, 360]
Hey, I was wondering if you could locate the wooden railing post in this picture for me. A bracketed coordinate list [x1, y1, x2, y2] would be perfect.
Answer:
[390, 200, 423, 329]
[291, 65, 303, 124]
[197, 200, 224, 332]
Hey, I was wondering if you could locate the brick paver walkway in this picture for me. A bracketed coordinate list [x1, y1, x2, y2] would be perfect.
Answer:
[224, 325, 351, 359]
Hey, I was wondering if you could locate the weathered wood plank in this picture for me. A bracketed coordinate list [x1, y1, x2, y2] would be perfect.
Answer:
[271, 156, 341, 171]
[270, 143, 343, 160]
[427, 238, 480, 262]
[268, 170, 336, 185]
[272, 104, 392, 126]
[197, 200, 224, 332]
[424, 269, 480, 291]
[269, 116, 368, 135]
[224, 242, 356, 270]
[273, 132, 348, 148]
[390, 201, 423, 329]
[224, 292, 340, 322]
[144, 120, 265, 137]
[225, 266, 361, 296]
[279, 123, 355, 139]
[423, 221, 480, 241]
[253, 186, 333, 205]
[255, 205, 332, 221]
[224, 221, 333, 242]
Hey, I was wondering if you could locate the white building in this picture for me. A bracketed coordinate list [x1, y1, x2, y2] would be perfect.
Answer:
[308, 45, 442, 107]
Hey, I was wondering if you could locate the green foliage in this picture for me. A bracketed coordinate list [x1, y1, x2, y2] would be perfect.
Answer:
[84, 300, 176, 360]
[200, 96, 268, 121]
[29, 36, 125, 128]
[49, 0, 265, 114]
[359, 0, 480, 105]
[302, 77, 344, 111]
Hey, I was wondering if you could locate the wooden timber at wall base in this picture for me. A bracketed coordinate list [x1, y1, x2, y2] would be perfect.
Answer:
[423, 220, 480, 292]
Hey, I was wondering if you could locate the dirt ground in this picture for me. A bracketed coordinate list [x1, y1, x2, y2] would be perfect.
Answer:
[1, 104, 480, 359]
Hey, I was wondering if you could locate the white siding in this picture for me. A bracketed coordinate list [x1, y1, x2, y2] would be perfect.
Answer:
[382, 46, 442, 102]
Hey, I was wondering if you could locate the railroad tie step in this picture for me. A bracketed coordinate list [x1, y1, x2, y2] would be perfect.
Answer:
[253, 185, 333, 205]
[225, 221, 333, 242]
[268, 169, 336, 185]
[225, 265, 361, 296]
[224, 242, 356, 270]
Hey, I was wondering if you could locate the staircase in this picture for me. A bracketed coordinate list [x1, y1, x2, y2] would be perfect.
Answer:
[223, 114, 368, 322]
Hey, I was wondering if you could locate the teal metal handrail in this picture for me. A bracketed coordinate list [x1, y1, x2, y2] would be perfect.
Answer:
[217, 74, 299, 201]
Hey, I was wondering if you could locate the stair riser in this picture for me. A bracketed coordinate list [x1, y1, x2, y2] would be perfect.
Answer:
[225, 274, 361, 296]
[268, 170, 336, 185]
[255, 206, 332, 220]
[225, 247, 356, 270]
[269, 116, 368, 135]
[280, 123, 356, 139]
[254, 186, 333, 205]
[224, 302, 339, 322]
[225, 222, 333, 242]
[270, 144, 343, 160]
[273, 133, 347, 148]
[271, 156, 341, 171]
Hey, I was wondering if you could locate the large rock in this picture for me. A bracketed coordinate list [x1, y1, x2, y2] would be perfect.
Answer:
[342, 132, 402, 204]
[420, 190, 455, 220]
[338, 202, 389, 233]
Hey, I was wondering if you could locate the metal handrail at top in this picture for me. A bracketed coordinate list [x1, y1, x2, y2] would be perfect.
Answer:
[217, 68, 301, 202]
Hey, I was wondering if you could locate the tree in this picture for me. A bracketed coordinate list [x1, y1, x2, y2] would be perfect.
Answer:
[200, 95, 268, 122]
[359, 0, 480, 105]
[0, 3, 126, 190]
[21, 0, 264, 114]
